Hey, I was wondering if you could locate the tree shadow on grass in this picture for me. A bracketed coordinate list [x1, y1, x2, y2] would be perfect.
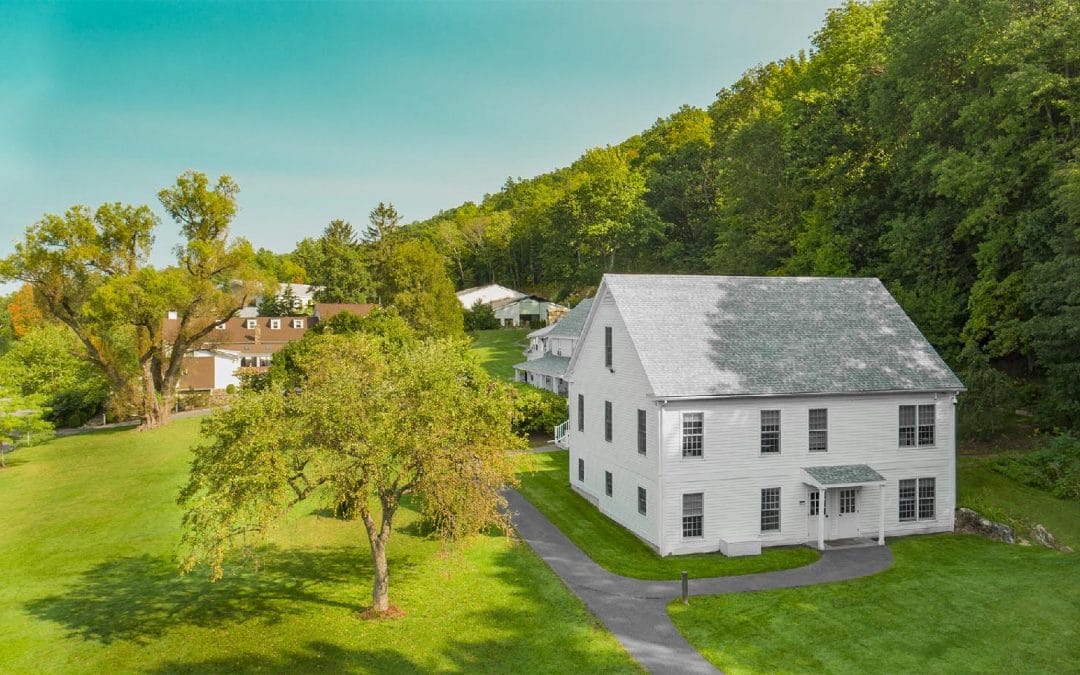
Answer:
[24, 545, 417, 645]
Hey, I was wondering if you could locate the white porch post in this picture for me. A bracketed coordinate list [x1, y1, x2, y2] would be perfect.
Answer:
[818, 487, 826, 551]
[878, 483, 886, 545]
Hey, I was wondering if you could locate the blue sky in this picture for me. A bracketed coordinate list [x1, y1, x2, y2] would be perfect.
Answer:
[1, 1, 837, 262]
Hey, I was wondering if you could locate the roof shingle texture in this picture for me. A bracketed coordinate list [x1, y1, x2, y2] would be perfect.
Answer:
[547, 298, 594, 338]
[513, 355, 570, 378]
[603, 274, 964, 398]
[804, 464, 886, 485]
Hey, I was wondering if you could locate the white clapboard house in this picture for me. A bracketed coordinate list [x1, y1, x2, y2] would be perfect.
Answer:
[513, 298, 593, 397]
[564, 274, 964, 556]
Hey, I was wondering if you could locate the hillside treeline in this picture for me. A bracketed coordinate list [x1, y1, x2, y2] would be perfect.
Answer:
[404, 0, 1079, 433]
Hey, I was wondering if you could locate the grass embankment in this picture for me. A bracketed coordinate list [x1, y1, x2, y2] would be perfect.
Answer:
[0, 418, 638, 673]
[469, 328, 530, 381]
[669, 535, 1079, 674]
[516, 451, 818, 580]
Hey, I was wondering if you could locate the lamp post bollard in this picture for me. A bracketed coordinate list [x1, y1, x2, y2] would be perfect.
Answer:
[681, 571, 689, 605]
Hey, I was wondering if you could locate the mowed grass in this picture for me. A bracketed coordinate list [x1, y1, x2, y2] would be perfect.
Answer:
[516, 451, 818, 580]
[0, 418, 638, 673]
[958, 456, 1080, 547]
[470, 328, 530, 381]
[668, 535, 1080, 674]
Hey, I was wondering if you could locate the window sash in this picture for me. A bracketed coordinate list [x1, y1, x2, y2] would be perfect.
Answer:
[918, 404, 936, 446]
[604, 471, 612, 497]
[918, 477, 936, 519]
[898, 479, 917, 521]
[637, 486, 647, 516]
[682, 493, 703, 538]
[682, 412, 704, 457]
[604, 326, 612, 369]
[637, 409, 647, 455]
[808, 489, 820, 516]
[604, 401, 612, 442]
[577, 458, 584, 482]
[901, 404, 936, 447]
[761, 487, 781, 532]
[577, 395, 584, 432]
[760, 410, 780, 453]
[808, 409, 827, 452]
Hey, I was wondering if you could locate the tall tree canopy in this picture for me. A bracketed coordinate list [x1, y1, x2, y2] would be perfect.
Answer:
[1, 171, 264, 428]
[294, 219, 374, 304]
[178, 328, 522, 613]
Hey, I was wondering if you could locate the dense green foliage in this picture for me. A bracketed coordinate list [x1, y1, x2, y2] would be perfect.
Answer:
[464, 299, 499, 331]
[989, 433, 1080, 500]
[0, 418, 637, 672]
[669, 535, 1079, 674]
[517, 450, 819, 579]
[412, 0, 1080, 431]
[511, 386, 567, 436]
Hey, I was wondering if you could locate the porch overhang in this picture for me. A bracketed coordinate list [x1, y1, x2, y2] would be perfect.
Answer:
[801, 464, 886, 489]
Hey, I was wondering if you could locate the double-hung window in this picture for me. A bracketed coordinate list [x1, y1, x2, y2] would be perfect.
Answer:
[269, 319, 281, 330]
[898, 479, 916, 521]
[577, 394, 584, 432]
[604, 471, 613, 497]
[291, 318, 305, 329]
[682, 412, 704, 458]
[899, 478, 935, 521]
[637, 409, 647, 455]
[604, 401, 613, 442]
[577, 458, 585, 482]
[245, 319, 257, 329]
[761, 410, 780, 454]
[604, 326, 612, 369]
[637, 486, 647, 516]
[682, 493, 703, 537]
[808, 408, 828, 452]
[899, 404, 936, 447]
[761, 487, 781, 532]
[918, 477, 936, 519]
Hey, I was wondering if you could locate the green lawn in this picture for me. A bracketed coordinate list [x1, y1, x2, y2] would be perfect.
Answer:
[0, 418, 638, 673]
[517, 451, 819, 580]
[669, 535, 1079, 674]
[470, 328, 530, 381]
[958, 456, 1080, 547]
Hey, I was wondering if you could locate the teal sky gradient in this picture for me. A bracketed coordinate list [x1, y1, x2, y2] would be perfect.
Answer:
[1, 1, 837, 261]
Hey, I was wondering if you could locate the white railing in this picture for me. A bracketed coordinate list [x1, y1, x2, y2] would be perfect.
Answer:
[554, 420, 569, 449]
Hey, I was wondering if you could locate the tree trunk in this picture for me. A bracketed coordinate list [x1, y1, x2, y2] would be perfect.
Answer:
[139, 360, 170, 430]
[360, 501, 396, 613]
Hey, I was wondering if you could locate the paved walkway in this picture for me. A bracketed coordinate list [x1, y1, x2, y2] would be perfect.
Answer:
[504, 489, 894, 674]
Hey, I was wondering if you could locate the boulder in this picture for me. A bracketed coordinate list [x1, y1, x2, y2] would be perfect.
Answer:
[955, 507, 1016, 544]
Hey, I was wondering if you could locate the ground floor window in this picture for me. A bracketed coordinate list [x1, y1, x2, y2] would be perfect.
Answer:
[899, 477, 936, 521]
[761, 487, 781, 532]
[918, 477, 936, 520]
[604, 471, 612, 497]
[577, 458, 584, 482]
[899, 479, 916, 521]
[637, 486, 647, 516]
[682, 493, 703, 538]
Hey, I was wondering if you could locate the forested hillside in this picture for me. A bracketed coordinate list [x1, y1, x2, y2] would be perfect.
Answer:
[408, 0, 1080, 433]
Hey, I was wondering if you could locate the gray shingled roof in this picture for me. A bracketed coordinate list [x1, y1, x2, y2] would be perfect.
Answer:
[602, 274, 964, 398]
[804, 464, 885, 485]
[547, 298, 594, 338]
[513, 355, 570, 378]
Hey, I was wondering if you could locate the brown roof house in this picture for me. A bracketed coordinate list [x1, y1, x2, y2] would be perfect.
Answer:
[170, 303, 375, 392]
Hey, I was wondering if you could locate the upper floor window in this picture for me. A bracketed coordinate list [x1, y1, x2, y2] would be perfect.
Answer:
[637, 486, 647, 516]
[604, 470, 613, 497]
[577, 458, 585, 482]
[637, 409, 647, 455]
[760, 410, 781, 453]
[682, 412, 704, 457]
[214, 322, 227, 331]
[604, 401, 613, 442]
[269, 319, 281, 330]
[761, 487, 781, 532]
[577, 394, 585, 432]
[604, 326, 613, 369]
[291, 318, 305, 329]
[899, 404, 936, 447]
[245, 319, 257, 329]
[809, 408, 828, 452]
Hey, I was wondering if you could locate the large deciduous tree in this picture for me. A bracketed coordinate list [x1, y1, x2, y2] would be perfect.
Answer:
[178, 329, 522, 613]
[1, 171, 263, 429]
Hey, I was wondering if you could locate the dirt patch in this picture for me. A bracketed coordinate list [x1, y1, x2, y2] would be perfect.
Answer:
[357, 605, 406, 621]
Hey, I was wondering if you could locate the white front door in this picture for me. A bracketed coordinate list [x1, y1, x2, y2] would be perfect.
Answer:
[807, 488, 824, 541]
[830, 488, 860, 539]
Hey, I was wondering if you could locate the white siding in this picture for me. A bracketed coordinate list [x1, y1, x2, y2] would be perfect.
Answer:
[214, 354, 241, 390]
[566, 289, 662, 549]
[658, 392, 956, 554]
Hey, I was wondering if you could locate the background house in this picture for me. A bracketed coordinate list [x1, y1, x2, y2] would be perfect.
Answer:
[565, 274, 964, 557]
[514, 298, 593, 396]
[170, 302, 375, 393]
[457, 283, 565, 327]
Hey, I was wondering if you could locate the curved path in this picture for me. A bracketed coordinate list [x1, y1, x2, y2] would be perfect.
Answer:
[505, 489, 894, 674]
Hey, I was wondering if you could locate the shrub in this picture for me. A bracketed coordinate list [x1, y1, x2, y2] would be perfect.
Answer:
[512, 385, 567, 435]
[225, 384, 236, 395]
[990, 433, 1080, 501]
[464, 300, 498, 331]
